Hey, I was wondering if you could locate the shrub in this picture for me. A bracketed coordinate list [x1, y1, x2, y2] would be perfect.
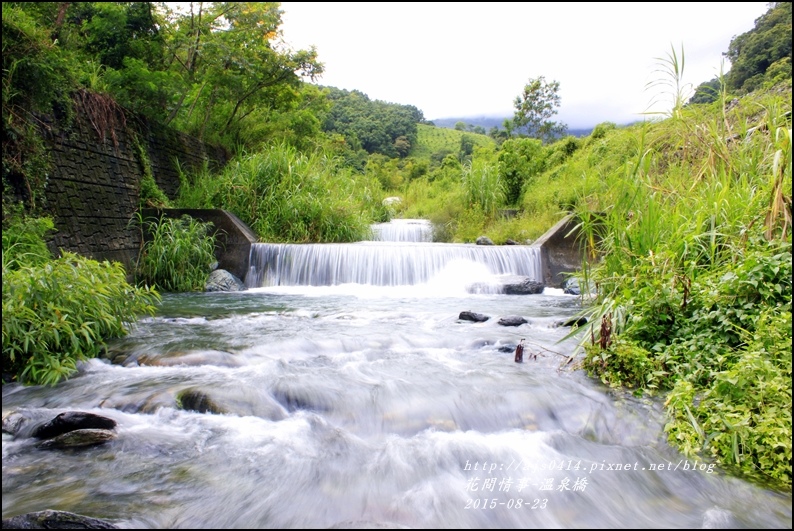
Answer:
[3, 252, 159, 386]
[135, 214, 217, 292]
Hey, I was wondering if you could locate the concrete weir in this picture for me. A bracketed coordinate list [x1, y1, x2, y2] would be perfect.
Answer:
[533, 214, 589, 288]
[140, 210, 588, 289]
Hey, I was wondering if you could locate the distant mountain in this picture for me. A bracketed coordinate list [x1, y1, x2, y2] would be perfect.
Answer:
[429, 116, 593, 138]
[430, 116, 509, 131]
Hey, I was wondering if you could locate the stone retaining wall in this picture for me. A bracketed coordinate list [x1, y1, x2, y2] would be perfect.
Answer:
[37, 110, 228, 276]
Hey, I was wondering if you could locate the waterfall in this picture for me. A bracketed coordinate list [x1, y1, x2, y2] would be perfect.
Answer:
[370, 218, 434, 242]
[245, 241, 542, 288]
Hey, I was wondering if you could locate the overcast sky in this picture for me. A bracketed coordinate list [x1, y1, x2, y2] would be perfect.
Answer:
[278, 2, 769, 128]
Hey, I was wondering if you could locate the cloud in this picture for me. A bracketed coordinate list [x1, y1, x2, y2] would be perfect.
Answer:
[279, 2, 769, 127]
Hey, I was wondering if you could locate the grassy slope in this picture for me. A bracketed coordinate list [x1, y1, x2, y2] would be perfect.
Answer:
[411, 124, 497, 158]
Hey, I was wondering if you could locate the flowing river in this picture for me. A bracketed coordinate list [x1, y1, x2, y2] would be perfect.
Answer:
[2, 221, 791, 529]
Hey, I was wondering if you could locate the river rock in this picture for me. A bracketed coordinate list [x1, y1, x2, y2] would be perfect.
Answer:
[1, 510, 118, 529]
[32, 412, 117, 440]
[458, 311, 490, 322]
[271, 386, 333, 413]
[502, 276, 544, 295]
[36, 428, 117, 450]
[498, 315, 528, 327]
[98, 390, 178, 414]
[133, 349, 242, 368]
[563, 277, 595, 296]
[2, 410, 28, 436]
[475, 236, 494, 245]
[559, 316, 588, 327]
[3, 409, 88, 439]
[176, 388, 228, 414]
[205, 269, 246, 292]
[563, 277, 581, 295]
[176, 386, 287, 420]
[382, 196, 402, 206]
[468, 275, 544, 295]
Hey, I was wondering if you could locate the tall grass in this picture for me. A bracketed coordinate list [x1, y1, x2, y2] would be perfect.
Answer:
[462, 158, 505, 217]
[134, 213, 217, 292]
[645, 43, 693, 120]
[1, 212, 54, 270]
[570, 86, 792, 488]
[178, 142, 382, 243]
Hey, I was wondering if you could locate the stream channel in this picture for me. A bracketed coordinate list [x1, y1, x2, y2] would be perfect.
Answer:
[2, 219, 791, 528]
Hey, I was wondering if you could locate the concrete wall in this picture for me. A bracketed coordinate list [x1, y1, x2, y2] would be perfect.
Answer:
[533, 214, 589, 287]
[37, 109, 228, 276]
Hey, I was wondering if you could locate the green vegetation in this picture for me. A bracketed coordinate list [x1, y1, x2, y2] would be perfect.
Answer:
[691, 2, 791, 104]
[134, 214, 217, 292]
[1, 210, 54, 270]
[725, 2, 791, 93]
[568, 89, 792, 488]
[2, 214, 159, 386]
[412, 123, 497, 160]
[321, 87, 424, 161]
[177, 142, 385, 242]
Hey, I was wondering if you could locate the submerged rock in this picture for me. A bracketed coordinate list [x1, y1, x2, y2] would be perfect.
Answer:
[36, 428, 117, 450]
[2, 510, 118, 529]
[175, 386, 287, 420]
[133, 349, 242, 368]
[176, 388, 228, 415]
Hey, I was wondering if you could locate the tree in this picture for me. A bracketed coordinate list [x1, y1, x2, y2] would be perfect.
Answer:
[497, 138, 546, 205]
[393, 135, 411, 157]
[688, 77, 723, 105]
[161, 2, 323, 145]
[320, 87, 422, 157]
[510, 76, 567, 143]
[459, 134, 475, 162]
[724, 2, 792, 93]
